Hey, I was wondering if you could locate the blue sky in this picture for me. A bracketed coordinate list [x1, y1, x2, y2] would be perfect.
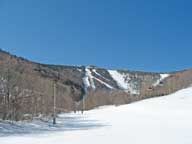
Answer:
[0, 0, 191, 72]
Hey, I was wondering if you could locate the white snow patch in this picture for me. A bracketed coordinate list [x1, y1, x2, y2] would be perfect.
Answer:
[92, 76, 114, 89]
[83, 68, 114, 90]
[153, 73, 170, 87]
[91, 69, 114, 89]
[82, 67, 96, 90]
[108, 70, 129, 90]
[108, 70, 139, 94]
[83, 73, 91, 88]
[86, 68, 96, 89]
[77, 68, 82, 72]
[92, 69, 110, 82]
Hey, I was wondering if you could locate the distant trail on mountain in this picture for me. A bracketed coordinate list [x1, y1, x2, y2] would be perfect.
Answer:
[0, 48, 192, 120]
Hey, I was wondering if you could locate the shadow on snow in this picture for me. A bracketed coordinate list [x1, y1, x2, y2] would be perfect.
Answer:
[0, 113, 107, 137]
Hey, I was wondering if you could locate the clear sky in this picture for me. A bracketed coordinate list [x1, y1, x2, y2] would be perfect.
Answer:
[0, 0, 191, 72]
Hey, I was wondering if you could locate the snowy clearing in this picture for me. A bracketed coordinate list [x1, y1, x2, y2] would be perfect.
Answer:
[1, 87, 192, 144]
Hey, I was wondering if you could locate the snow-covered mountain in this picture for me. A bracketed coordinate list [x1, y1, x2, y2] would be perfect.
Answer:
[1, 87, 192, 144]
[0, 49, 192, 120]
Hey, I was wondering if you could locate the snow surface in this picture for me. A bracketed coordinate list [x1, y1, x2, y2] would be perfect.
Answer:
[108, 70, 139, 94]
[153, 73, 170, 87]
[1, 87, 192, 144]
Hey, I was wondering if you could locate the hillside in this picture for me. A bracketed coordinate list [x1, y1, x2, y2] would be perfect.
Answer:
[1, 87, 192, 144]
[0, 49, 192, 120]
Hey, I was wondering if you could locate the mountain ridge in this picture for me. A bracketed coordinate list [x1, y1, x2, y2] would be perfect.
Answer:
[1, 48, 191, 74]
[0, 48, 192, 121]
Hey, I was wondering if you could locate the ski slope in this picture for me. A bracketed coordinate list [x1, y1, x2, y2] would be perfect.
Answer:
[108, 70, 140, 94]
[1, 87, 192, 144]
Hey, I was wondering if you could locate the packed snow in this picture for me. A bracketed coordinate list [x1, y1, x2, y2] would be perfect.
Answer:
[1, 87, 192, 144]
[108, 70, 139, 94]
